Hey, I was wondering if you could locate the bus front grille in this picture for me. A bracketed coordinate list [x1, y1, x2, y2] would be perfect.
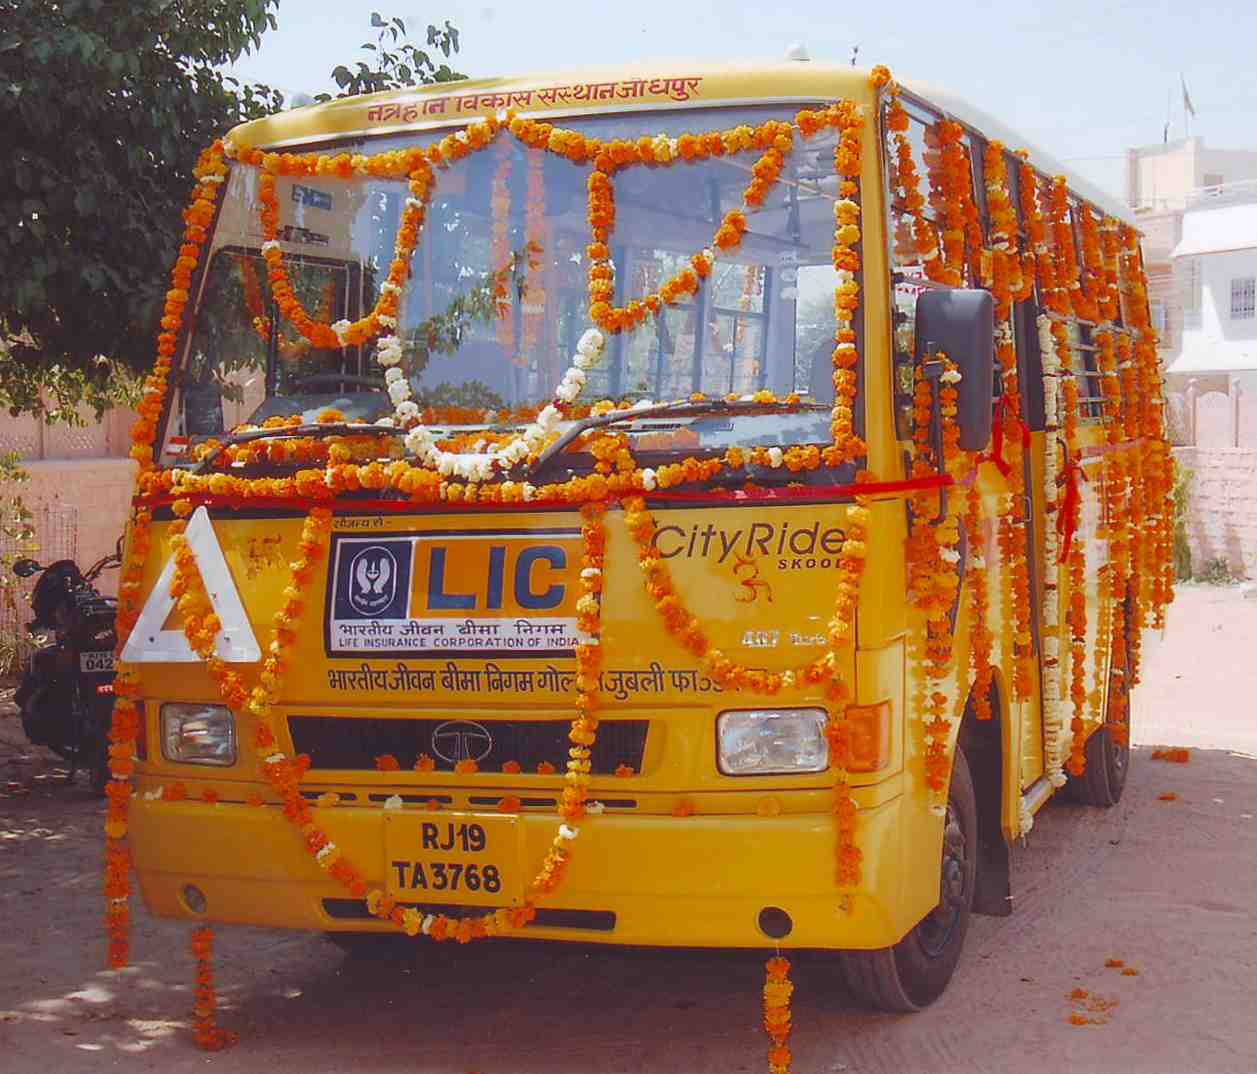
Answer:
[289, 715, 648, 776]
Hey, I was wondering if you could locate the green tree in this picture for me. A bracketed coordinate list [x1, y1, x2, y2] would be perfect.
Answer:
[1, 5, 467, 422]
[319, 12, 463, 101]
[0, 0, 283, 419]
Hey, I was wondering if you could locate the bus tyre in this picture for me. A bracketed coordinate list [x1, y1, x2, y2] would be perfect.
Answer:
[1070, 725, 1129, 808]
[838, 749, 977, 1012]
[1066, 630, 1131, 808]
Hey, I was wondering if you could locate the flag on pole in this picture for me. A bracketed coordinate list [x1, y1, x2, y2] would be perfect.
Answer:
[1181, 75, 1196, 118]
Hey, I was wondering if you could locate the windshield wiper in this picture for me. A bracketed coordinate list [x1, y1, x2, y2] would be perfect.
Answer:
[187, 422, 404, 474]
[526, 397, 830, 481]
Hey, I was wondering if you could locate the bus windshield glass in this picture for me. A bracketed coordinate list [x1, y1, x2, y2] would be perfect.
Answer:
[180, 104, 850, 454]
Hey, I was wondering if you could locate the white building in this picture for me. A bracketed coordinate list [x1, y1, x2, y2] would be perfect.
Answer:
[1127, 139, 1257, 365]
[1168, 182, 1257, 381]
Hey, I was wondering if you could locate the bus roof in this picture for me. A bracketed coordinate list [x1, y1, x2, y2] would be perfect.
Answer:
[900, 78, 1137, 228]
[227, 59, 1136, 228]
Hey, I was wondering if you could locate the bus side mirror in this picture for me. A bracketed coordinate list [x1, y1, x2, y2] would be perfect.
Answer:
[915, 289, 995, 452]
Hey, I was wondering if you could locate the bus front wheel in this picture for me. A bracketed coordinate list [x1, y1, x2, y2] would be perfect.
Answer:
[838, 749, 978, 1012]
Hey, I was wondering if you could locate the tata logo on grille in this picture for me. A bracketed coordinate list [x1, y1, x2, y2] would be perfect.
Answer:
[431, 720, 493, 763]
[348, 545, 401, 615]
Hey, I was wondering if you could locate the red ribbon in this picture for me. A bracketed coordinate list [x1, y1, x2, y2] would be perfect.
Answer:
[136, 472, 956, 515]
[981, 396, 1029, 479]
[1057, 460, 1087, 562]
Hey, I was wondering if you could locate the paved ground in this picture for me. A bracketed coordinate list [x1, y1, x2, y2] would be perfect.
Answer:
[2, 583, 1256, 1073]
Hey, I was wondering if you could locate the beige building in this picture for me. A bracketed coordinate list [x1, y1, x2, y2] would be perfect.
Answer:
[1127, 138, 1257, 367]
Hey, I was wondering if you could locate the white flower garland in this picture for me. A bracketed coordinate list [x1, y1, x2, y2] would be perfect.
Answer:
[374, 326, 609, 480]
[1038, 314, 1067, 788]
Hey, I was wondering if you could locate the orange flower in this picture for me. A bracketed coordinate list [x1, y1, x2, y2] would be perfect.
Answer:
[497, 795, 522, 814]
[536, 760, 556, 776]
[374, 754, 400, 772]
[501, 759, 522, 774]
[614, 763, 635, 779]
[453, 759, 479, 775]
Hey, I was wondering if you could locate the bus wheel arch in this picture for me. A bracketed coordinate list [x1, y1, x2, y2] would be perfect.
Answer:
[838, 748, 979, 1010]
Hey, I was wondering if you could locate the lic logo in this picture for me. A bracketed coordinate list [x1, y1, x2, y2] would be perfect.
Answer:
[348, 545, 399, 615]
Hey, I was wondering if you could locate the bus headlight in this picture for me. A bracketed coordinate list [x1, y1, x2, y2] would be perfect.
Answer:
[716, 708, 828, 776]
[161, 703, 236, 766]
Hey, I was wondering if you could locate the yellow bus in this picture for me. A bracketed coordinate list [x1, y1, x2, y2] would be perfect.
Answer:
[106, 58, 1174, 1012]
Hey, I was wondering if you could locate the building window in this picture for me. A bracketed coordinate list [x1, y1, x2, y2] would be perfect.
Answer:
[1150, 301, 1168, 334]
[1232, 277, 1256, 320]
[1178, 257, 1202, 328]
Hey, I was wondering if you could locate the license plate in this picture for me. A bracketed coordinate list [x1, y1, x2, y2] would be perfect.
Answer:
[80, 651, 114, 673]
[384, 812, 521, 906]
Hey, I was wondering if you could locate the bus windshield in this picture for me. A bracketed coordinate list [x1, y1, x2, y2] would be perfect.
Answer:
[179, 103, 849, 455]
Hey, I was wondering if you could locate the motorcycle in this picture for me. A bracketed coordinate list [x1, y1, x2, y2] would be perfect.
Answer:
[12, 543, 121, 795]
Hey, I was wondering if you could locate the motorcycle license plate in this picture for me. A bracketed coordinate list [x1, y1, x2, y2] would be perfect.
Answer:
[80, 651, 115, 673]
[384, 813, 522, 906]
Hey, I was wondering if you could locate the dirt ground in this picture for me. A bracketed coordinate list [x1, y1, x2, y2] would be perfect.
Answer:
[2, 583, 1256, 1074]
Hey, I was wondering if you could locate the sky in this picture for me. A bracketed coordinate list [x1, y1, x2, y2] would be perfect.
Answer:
[227, 0, 1257, 202]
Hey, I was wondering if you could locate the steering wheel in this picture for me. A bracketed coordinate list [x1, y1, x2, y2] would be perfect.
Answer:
[288, 373, 387, 391]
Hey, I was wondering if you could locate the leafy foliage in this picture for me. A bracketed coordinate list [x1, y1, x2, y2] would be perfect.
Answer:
[0, 0, 283, 419]
[1, 6, 468, 423]
[0, 452, 36, 678]
[1172, 458, 1193, 581]
[317, 12, 463, 101]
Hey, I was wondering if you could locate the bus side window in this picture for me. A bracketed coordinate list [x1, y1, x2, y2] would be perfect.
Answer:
[883, 96, 945, 281]
[1014, 298, 1046, 433]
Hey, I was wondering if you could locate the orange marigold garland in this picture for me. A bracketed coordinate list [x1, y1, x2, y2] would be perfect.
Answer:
[103, 506, 154, 969]
[763, 956, 794, 1074]
[907, 355, 963, 802]
[1060, 371, 1089, 777]
[829, 497, 870, 887]
[964, 485, 994, 720]
[238, 254, 335, 362]
[191, 925, 238, 1051]
[882, 79, 944, 279]
[979, 156, 1034, 703]
[1076, 204, 1105, 323]
[983, 141, 1026, 302]
[129, 141, 228, 472]
[256, 150, 436, 351]
[160, 503, 609, 945]
[1047, 176, 1083, 318]
[828, 110, 867, 466]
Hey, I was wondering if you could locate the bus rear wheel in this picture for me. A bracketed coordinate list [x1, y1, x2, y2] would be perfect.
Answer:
[1066, 627, 1131, 808]
[838, 749, 977, 1012]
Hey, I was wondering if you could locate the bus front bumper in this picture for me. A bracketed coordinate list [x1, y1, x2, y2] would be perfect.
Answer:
[129, 792, 909, 950]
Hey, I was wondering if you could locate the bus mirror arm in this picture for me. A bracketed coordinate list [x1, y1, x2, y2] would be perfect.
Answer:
[914, 289, 996, 454]
[919, 348, 949, 522]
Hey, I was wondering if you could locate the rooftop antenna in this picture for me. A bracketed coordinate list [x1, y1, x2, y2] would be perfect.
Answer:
[850, 44, 860, 67]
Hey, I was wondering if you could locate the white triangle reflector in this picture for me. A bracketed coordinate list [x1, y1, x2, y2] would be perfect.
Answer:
[121, 506, 261, 664]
